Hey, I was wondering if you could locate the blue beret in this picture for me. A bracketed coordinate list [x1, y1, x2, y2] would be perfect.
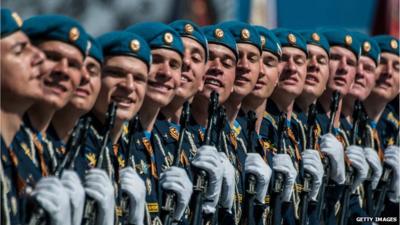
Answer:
[273, 28, 308, 56]
[299, 30, 330, 55]
[97, 31, 151, 70]
[88, 36, 103, 64]
[373, 35, 399, 56]
[201, 25, 238, 60]
[319, 28, 361, 59]
[169, 20, 208, 60]
[1, 8, 23, 37]
[125, 22, 184, 57]
[22, 15, 89, 57]
[253, 25, 282, 58]
[219, 21, 262, 54]
[351, 32, 380, 65]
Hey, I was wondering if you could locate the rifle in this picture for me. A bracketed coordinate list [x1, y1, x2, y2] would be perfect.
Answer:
[82, 102, 118, 225]
[339, 99, 360, 225]
[161, 102, 191, 225]
[120, 115, 140, 224]
[300, 103, 317, 225]
[316, 90, 340, 220]
[27, 116, 91, 225]
[241, 111, 258, 225]
[191, 91, 219, 225]
[271, 113, 288, 225]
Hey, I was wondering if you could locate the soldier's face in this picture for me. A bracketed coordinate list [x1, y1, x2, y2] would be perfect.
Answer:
[370, 52, 400, 101]
[66, 56, 101, 113]
[96, 56, 148, 121]
[1, 31, 46, 106]
[234, 43, 261, 98]
[199, 43, 236, 103]
[248, 51, 279, 99]
[302, 44, 329, 98]
[275, 47, 307, 97]
[176, 37, 207, 100]
[327, 46, 357, 96]
[146, 48, 182, 107]
[349, 55, 377, 101]
[37, 40, 84, 109]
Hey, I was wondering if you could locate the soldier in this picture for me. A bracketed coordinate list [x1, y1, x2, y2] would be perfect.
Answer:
[364, 35, 400, 218]
[316, 29, 362, 225]
[0, 8, 47, 224]
[85, 31, 152, 225]
[46, 35, 103, 225]
[218, 21, 272, 225]
[339, 32, 382, 221]
[155, 19, 209, 176]
[291, 30, 331, 224]
[188, 24, 238, 224]
[125, 22, 193, 224]
[267, 28, 321, 225]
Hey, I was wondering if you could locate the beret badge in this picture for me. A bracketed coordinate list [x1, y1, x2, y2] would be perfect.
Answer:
[288, 33, 296, 44]
[312, 33, 320, 42]
[184, 24, 194, 34]
[164, 32, 174, 45]
[241, 28, 250, 40]
[69, 27, 80, 42]
[130, 39, 140, 52]
[260, 35, 266, 48]
[11, 12, 23, 28]
[345, 35, 352, 46]
[363, 41, 371, 53]
[390, 39, 398, 49]
[214, 28, 224, 39]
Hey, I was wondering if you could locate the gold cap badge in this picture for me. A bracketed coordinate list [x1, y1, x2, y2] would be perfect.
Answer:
[288, 33, 296, 44]
[214, 28, 224, 39]
[130, 39, 140, 52]
[241, 28, 250, 40]
[345, 35, 352, 46]
[69, 27, 80, 42]
[363, 41, 371, 53]
[184, 24, 194, 34]
[164, 32, 173, 45]
[390, 39, 398, 49]
[11, 12, 23, 28]
[312, 33, 320, 42]
[260, 35, 266, 48]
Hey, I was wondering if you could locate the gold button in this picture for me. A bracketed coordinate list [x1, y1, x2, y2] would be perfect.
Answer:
[390, 39, 398, 49]
[11, 12, 23, 27]
[345, 35, 352, 46]
[312, 33, 320, 42]
[260, 35, 266, 48]
[363, 41, 371, 53]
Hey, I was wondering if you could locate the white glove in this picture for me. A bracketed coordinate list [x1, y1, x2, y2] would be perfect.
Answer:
[364, 147, 383, 190]
[320, 133, 346, 184]
[84, 169, 115, 225]
[219, 152, 235, 211]
[346, 145, 369, 193]
[245, 153, 272, 203]
[120, 167, 146, 225]
[160, 166, 193, 221]
[302, 150, 324, 201]
[272, 154, 298, 202]
[383, 145, 400, 203]
[61, 170, 85, 225]
[191, 145, 224, 214]
[32, 177, 71, 225]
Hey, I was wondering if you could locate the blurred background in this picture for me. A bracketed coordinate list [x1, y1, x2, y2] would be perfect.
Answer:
[2, 0, 399, 37]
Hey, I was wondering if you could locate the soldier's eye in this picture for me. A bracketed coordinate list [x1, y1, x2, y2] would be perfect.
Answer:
[222, 57, 234, 68]
[330, 54, 341, 61]
[45, 51, 62, 62]
[347, 59, 356, 67]
[294, 56, 305, 65]
[264, 57, 278, 67]
[363, 64, 375, 73]
[12, 42, 27, 55]
[87, 64, 100, 77]
[170, 60, 182, 70]
[192, 53, 202, 63]
[394, 62, 400, 72]
[317, 56, 328, 65]
[249, 54, 260, 63]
